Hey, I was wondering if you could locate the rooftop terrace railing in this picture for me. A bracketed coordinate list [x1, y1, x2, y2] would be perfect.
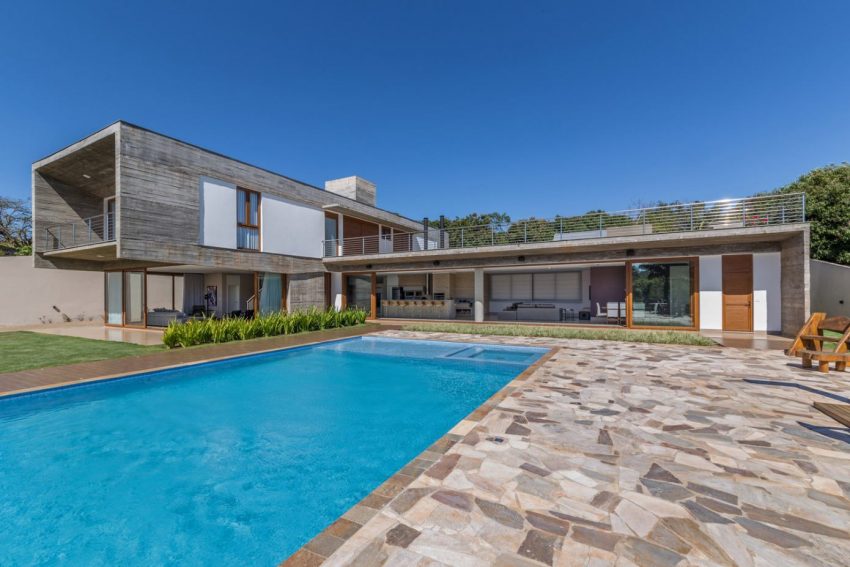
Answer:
[322, 193, 805, 258]
[42, 212, 115, 252]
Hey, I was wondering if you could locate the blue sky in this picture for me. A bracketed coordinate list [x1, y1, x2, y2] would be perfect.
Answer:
[1, 1, 848, 220]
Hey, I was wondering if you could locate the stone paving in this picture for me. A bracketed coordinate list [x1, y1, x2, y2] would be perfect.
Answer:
[319, 331, 850, 567]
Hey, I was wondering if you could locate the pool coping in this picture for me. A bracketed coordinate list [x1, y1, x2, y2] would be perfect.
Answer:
[279, 341, 560, 567]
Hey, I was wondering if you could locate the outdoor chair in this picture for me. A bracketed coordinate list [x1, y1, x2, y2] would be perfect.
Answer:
[785, 312, 850, 373]
[606, 301, 620, 324]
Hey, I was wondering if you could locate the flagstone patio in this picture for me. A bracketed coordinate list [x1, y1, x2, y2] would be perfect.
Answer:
[306, 330, 850, 567]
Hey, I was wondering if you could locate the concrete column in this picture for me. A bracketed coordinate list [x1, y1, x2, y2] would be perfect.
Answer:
[780, 229, 810, 336]
[474, 268, 485, 322]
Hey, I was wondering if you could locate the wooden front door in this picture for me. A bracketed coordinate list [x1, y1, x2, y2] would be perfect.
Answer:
[722, 255, 753, 332]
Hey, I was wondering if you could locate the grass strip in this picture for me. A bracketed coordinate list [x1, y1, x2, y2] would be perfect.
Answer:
[402, 322, 718, 346]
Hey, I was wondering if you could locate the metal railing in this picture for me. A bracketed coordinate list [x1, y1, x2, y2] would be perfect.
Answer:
[322, 193, 805, 258]
[42, 212, 115, 251]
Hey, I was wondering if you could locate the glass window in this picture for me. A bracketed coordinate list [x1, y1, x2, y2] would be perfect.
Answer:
[630, 261, 694, 327]
[124, 271, 145, 326]
[106, 272, 123, 325]
[324, 214, 338, 256]
[346, 275, 372, 314]
[237, 188, 260, 250]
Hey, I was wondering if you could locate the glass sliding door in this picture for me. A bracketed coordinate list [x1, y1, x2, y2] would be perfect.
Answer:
[630, 260, 695, 328]
[124, 271, 146, 326]
[346, 275, 373, 315]
[106, 271, 123, 325]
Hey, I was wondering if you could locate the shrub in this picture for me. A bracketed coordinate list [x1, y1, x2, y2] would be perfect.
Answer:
[162, 307, 367, 348]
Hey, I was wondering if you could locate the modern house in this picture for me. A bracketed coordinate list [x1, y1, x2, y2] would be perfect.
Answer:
[33, 121, 810, 336]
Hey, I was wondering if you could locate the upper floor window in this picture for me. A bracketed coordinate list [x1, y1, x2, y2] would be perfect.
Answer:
[237, 188, 260, 250]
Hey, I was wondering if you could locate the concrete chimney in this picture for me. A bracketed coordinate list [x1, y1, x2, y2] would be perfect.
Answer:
[324, 176, 376, 207]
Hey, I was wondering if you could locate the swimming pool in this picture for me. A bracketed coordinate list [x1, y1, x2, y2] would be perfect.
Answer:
[0, 336, 546, 566]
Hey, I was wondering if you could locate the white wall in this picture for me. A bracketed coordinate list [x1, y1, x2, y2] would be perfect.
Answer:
[699, 255, 723, 330]
[0, 257, 104, 326]
[261, 195, 325, 258]
[200, 177, 237, 249]
[753, 252, 781, 332]
[811, 259, 850, 318]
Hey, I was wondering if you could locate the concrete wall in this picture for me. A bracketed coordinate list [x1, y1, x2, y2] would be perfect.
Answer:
[780, 230, 810, 336]
[288, 272, 326, 311]
[0, 257, 104, 326]
[115, 123, 417, 274]
[811, 259, 850, 318]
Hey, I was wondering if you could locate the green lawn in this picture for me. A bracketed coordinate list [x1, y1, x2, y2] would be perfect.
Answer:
[402, 322, 718, 346]
[0, 331, 164, 374]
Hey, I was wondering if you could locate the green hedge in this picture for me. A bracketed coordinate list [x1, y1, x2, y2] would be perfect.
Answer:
[162, 307, 367, 348]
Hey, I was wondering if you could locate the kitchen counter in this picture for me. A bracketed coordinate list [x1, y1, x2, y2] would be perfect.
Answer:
[383, 299, 455, 320]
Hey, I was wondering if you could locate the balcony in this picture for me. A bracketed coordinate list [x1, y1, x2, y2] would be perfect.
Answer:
[322, 193, 806, 258]
[42, 212, 115, 252]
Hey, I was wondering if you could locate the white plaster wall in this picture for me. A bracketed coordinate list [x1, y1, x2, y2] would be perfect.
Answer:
[261, 195, 325, 258]
[200, 178, 237, 249]
[699, 255, 723, 330]
[0, 257, 104, 326]
[754, 252, 782, 332]
[811, 260, 850, 318]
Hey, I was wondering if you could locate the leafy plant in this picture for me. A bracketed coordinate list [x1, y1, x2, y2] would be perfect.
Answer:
[161, 307, 367, 348]
[0, 197, 32, 256]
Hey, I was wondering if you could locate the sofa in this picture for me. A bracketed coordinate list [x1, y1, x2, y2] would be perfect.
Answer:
[146, 309, 188, 327]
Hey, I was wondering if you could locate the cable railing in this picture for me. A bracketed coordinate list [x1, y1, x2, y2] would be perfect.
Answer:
[42, 212, 115, 251]
[322, 193, 805, 257]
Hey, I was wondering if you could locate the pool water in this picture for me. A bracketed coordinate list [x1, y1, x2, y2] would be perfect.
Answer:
[0, 337, 545, 566]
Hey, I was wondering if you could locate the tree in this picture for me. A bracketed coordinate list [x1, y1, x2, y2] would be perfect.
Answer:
[770, 164, 850, 265]
[0, 197, 32, 256]
[438, 212, 512, 248]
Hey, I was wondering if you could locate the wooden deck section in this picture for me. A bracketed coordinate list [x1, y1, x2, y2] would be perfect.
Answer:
[814, 402, 850, 428]
[0, 324, 391, 397]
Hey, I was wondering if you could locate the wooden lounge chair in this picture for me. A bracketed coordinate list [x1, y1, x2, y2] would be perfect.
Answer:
[785, 313, 850, 373]
[813, 402, 850, 428]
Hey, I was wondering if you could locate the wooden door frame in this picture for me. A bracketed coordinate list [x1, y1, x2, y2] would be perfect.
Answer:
[104, 268, 148, 328]
[721, 254, 754, 332]
[625, 257, 699, 331]
[251, 272, 288, 317]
